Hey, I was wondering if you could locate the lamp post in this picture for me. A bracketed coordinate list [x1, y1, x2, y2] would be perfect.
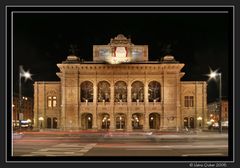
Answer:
[208, 69, 222, 133]
[18, 65, 32, 132]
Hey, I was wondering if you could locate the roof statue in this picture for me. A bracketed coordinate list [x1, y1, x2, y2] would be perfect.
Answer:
[109, 34, 133, 45]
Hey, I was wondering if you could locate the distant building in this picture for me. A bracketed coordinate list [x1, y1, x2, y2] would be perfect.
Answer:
[207, 99, 228, 123]
[33, 34, 207, 131]
[12, 94, 34, 124]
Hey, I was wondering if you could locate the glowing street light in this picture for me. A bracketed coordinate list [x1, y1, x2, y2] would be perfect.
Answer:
[208, 68, 222, 133]
[18, 65, 32, 132]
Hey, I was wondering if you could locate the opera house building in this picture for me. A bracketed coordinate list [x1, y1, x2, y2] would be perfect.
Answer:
[33, 34, 207, 132]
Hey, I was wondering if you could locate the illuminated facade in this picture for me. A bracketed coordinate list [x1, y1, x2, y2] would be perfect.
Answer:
[13, 94, 34, 125]
[33, 34, 207, 131]
[207, 99, 229, 123]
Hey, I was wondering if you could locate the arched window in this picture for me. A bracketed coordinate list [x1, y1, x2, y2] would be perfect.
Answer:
[98, 81, 110, 102]
[131, 81, 144, 102]
[81, 81, 93, 102]
[114, 81, 127, 102]
[148, 81, 161, 102]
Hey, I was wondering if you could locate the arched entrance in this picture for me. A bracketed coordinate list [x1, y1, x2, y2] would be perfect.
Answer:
[190, 117, 195, 128]
[183, 117, 188, 128]
[149, 113, 160, 129]
[132, 113, 144, 130]
[81, 113, 93, 129]
[53, 117, 58, 129]
[101, 113, 110, 129]
[115, 113, 126, 130]
[47, 117, 51, 128]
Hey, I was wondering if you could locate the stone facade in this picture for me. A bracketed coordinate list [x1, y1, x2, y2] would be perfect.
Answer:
[207, 99, 228, 122]
[33, 34, 207, 131]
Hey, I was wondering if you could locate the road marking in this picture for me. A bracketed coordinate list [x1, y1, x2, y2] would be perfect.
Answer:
[95, 145, 228, 149]
[21, 143, 96, 156]
[182, 153, 225, 156]
[126, 148, 169, 150]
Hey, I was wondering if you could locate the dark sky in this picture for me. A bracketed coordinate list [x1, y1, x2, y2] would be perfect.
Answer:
[13, 12, 230, 103]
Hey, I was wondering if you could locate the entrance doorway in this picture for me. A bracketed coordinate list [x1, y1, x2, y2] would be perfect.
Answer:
[132, 113, 143, 130]
[81, 113, 93, 129]
[149, 113, 160, 129]
[101, 113, 110, 129]
[116, 114, 125, 129]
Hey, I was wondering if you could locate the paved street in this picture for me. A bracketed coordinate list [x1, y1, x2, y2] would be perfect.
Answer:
[12, 131, 228, 157]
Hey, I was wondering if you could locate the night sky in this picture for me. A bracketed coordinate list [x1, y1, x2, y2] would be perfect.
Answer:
[13, 12, 230, 103]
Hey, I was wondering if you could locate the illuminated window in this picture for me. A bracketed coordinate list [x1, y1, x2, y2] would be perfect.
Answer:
[184, 96, 194, 107]
[53, 96, 57, 107]
[48, 96, 57, 108]
[47, 97, 52, 107]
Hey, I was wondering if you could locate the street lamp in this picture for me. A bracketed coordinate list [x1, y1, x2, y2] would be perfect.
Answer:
[208, 68, 222, 133]
[18, 65, 32, 132]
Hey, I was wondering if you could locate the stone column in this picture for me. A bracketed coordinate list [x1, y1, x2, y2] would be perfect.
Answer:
[126, 112, 132, 131]
[127, 81, 132, 132]
[127, 82, 131, 104]
[144, 79, 148, 105]
[110, 84, 114, 104]
[92, 84, 97, 130]
[110, 113, 115, 131]
[176, 74, 181, 132]
[143, 113, 149, 131]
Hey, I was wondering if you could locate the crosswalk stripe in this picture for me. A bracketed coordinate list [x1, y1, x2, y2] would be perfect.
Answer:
[21, 143, 96, 156]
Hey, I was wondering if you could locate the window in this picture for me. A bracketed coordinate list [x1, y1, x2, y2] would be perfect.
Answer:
[47, 96, 57, 108]
[53, 96, 57, 107]
[98, 81, 110, 102]
[47, 97, 52, 107]
[81, 81, 93, 102]
[131, 81, 144, 102]
[148, 81, 161, 102]
[114, 81, 127, 102]
[184, 96, 194, 107]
